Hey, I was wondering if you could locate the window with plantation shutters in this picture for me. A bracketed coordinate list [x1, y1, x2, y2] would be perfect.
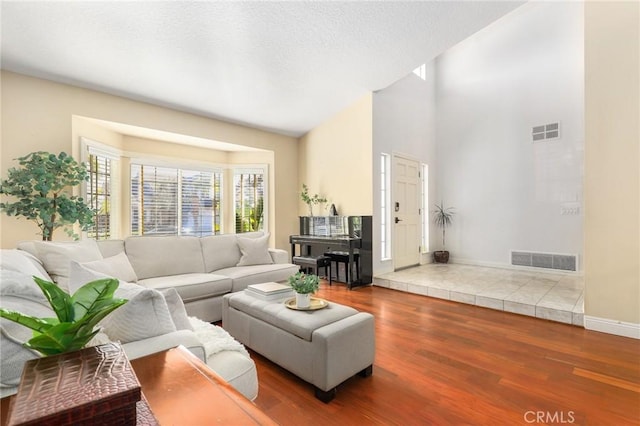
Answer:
[234, 167, 266, 233]
[86, 154, 112, 240]
[83, 139, 121, 240]
[131, 164, 222, 236]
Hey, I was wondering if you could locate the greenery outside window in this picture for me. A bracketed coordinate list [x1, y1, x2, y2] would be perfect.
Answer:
[234, 167, 266, 233]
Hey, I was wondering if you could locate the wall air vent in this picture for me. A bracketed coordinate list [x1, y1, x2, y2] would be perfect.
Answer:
[532, 122, 560, 142]
[511, 250, 577, 272]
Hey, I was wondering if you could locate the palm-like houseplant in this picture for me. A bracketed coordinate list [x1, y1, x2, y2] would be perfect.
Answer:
[0, 151, 94, 241]
[432, 202, 455, 263]
[0, 277, 126, 355]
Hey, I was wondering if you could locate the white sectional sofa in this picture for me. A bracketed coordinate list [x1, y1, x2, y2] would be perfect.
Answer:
[18, 231, 298, 322]
[0, 231, 298, 401]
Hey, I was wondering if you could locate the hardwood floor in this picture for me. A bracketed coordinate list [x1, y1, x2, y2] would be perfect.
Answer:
[249, 281, 640, 425]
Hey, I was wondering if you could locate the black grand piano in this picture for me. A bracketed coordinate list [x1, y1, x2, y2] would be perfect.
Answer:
[289, 216, 372, 289]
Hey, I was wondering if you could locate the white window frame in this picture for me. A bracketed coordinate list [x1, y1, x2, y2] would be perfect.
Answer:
[129, 160, 224, 237]
[380, 153, 391, 260]
[421, 163, 429, 253]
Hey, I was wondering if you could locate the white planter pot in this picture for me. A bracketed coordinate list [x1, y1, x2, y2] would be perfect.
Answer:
[296, 292, 311, 308]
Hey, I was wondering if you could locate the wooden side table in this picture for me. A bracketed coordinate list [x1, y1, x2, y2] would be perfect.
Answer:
[1, 346, 275, 426]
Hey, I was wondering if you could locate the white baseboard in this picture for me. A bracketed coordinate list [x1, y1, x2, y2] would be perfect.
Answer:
[584, 316, 640, 339]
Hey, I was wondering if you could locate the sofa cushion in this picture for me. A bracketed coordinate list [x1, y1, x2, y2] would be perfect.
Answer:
[268, 248, 289, 265]
[200, 234, 243, 272]
[102, 286, 177, 343]
[121, 329, 205, 362]
[96, 239, 125, 258]
[29, 240, 103, 290]
[189, 316, 256, 400]
[227, 292, 358, 341]
[125, 236, 205, 280]
[206, 350, 258, 401]
[1, 249, 51, 281]
[236, 233, 274, 267]
[139, 273, 232, 303]
[81, 251, 138, 283]
[201, 232, 265, 272]
[162, 288, 193, 331]
[215, 263, 299, 292]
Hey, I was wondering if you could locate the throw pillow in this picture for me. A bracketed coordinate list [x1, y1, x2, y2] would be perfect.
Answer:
[236, 233, 273, 266]
[68, 260, 108, 293]
[81, 252, 138, 283]
[100, 287, 177, 343]
[162, 288, 193, 331]
[69, 261, 177, 343]
[32, 240, 103, 291]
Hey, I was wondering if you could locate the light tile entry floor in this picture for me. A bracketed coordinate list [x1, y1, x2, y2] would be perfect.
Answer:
[374, 263, 584, 326]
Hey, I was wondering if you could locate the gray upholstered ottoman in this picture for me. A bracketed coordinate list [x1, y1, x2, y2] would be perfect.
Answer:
[222, 292, 375, 402]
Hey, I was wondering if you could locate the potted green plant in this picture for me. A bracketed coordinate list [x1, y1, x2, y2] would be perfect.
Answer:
[287, 271, 320, 308]
[300, 184, 327, 217]
[0, 277, 127, 355]
[432, 202, 455, 263]
[0, 151, 94, 241]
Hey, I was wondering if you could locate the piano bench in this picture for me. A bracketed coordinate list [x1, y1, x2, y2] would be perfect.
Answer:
[293, 256, 333, 285]
[324, 251, 360, 283]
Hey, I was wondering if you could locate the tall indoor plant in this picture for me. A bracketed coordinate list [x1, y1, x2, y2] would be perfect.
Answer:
[432, 202, 455, 263]
[0, 151, 94, 240]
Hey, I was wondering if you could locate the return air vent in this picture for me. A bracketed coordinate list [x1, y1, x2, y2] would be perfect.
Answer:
[532, 122, 560, 142]
[511, 251, 577, 272]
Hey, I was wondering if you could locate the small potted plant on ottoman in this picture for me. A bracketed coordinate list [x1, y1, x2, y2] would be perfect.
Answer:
[287, 272, 319, 308]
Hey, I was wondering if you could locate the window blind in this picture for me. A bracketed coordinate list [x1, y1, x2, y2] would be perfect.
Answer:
[131, 164, 221, 236]
[181, 170, 222, 236]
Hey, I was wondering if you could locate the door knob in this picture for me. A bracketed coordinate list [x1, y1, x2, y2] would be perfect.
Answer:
[395, 217, 402, 224]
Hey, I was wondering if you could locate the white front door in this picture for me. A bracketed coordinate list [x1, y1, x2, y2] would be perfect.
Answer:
[392, 155, 421, 270]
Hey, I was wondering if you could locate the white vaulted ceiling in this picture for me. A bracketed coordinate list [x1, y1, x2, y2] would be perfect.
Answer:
[1, 1, 524, 137]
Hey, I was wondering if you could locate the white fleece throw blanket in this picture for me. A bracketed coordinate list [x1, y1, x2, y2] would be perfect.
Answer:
[188, 316, 250, 359]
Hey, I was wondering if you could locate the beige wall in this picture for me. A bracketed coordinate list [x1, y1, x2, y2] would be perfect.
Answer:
[72, 116, 125, 152]
[298, 94, 373, 216]
[122, 135, 231, 163]
[584, 1, 640, 325]
[1, 71, 299, 251]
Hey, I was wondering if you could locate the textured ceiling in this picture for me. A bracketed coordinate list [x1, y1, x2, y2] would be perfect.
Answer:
[1, 1, 524, 137]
